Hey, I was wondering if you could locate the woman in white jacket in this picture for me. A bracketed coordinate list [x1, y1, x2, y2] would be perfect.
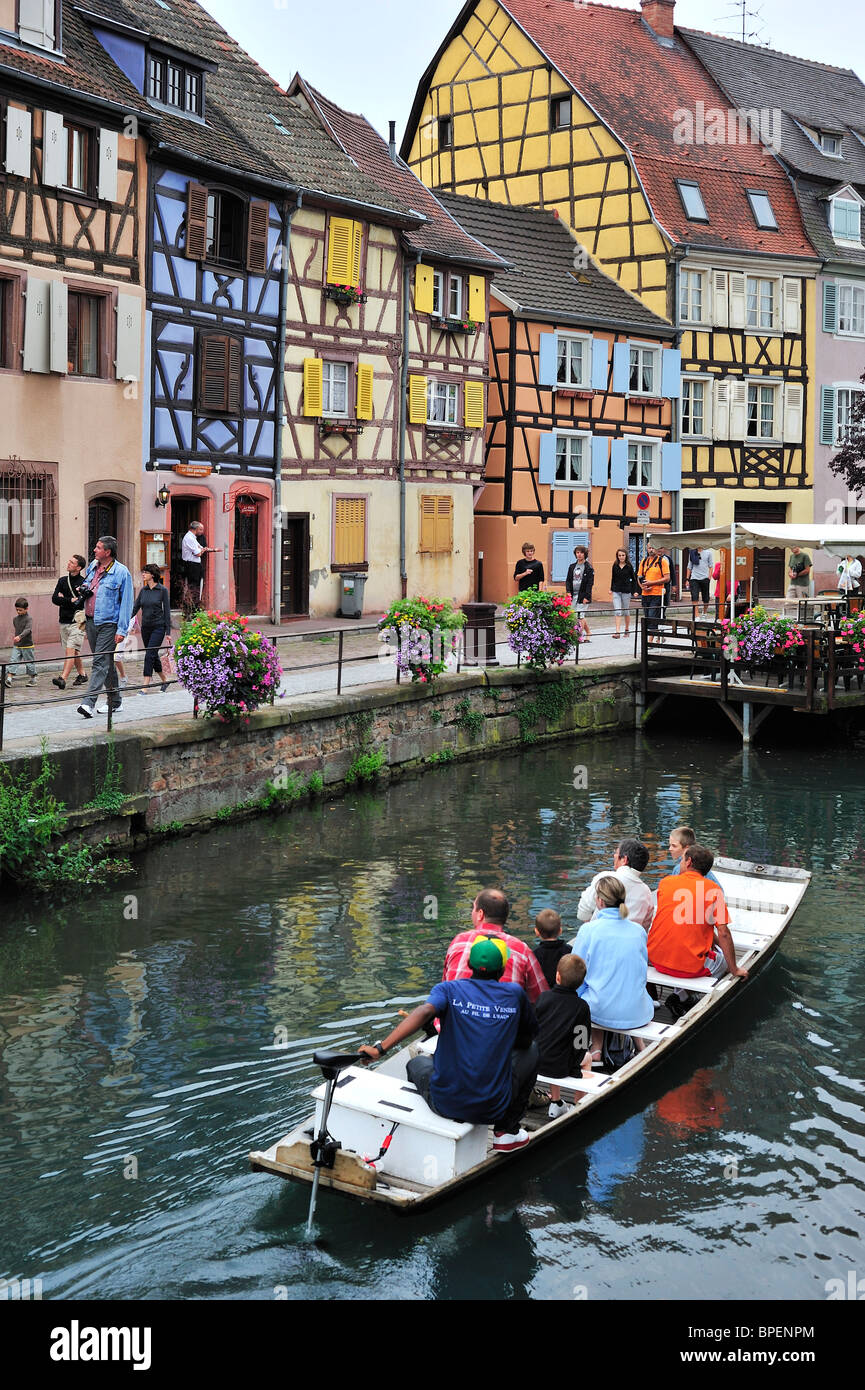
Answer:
[836, 555, 862, 593]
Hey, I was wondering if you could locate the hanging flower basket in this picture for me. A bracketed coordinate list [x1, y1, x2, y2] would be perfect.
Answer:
[174, 610, 283, 723]
[504, 589, 581, 670]
[720, 605, 805, 669]
[378, 596, 466, 683]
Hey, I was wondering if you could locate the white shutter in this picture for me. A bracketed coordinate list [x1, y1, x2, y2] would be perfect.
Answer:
[97, 129, 118, 203]
[713, 271, 729, 328]
[730, 380, 748, 439]
[23, 275, 51, 373]
[49, 279, 68, 374]
[714, 378, 730, 439]
[5, 106, 32, 178]
[42, 110, 66, 189]
[115, 294, 141, 380]
[18, 0, 54, 47]
[783, 383, 803, 443]
[783, 278, 801, 335]
[729, 272, 747, 329]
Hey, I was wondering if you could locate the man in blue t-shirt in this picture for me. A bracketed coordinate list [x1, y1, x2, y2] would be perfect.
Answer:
[358, 936, 539, 1152]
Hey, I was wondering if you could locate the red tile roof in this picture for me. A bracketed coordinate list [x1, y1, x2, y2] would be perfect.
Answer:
[449, 1, 816, 258]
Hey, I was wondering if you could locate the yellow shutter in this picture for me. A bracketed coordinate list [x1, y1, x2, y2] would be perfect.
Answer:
[334, 496, 366, 566]
[356, 363, 374, 420]
[464, 379, 484, 429]
[435, 496, 453, 553]
[414, 264, 434, 314]
[409, 374, 428, 424]
[468, 274, 486, 323]
[326, 217, 354, 284]
[303, 358, 323, 417]
[351, 221, 363, 289]
[419, 495, 436, 552]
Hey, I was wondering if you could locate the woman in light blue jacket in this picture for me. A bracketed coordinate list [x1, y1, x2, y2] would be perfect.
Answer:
[572, 875, 652, 1059]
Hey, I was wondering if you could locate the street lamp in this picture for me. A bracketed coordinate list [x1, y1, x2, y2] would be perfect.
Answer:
[155, 481, 170, 508]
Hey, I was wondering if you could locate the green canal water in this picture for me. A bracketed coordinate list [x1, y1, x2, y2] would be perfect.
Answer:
[1, 730, 863, 1301]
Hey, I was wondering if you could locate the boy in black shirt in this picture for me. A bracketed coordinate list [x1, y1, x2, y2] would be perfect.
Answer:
[532, 908, 571, 988]
[513, 542, 544, 592]
[536, 954, 592, 1119]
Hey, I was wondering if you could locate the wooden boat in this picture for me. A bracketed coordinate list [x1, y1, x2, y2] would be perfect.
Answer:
[249, 857, 810, 1214]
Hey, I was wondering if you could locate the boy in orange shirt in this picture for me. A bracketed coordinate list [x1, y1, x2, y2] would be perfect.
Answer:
[648, 845, 748, 1013]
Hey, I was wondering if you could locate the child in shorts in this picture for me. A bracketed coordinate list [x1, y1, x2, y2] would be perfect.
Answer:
[536, 954, 592, 1119]
[7, 597, 37, 686]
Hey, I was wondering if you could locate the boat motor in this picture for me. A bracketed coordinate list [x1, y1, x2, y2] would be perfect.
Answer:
[306, 1050, 363, 1236]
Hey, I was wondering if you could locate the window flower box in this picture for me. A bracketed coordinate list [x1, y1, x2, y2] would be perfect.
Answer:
[320, 419, 364, 438]
[425, 424, 469, 439]
[438, 316, 479, 335]
[324, 284, 366, 306]
[556, 388, 595, 400]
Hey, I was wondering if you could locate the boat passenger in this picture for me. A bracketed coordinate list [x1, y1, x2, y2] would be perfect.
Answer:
[360, 936, 539, 1152]
[648, 845, 748, 1011]
[532, 908, 571, 988]
[443, 888, 549, 1002]
[667, 825, 721, 887]
[572, 877, 654, 1061]
[577, 838, 654, 930]
[536, 953, 592, 1119]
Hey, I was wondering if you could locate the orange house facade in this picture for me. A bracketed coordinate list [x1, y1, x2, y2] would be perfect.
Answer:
[441, 197, 678, 603]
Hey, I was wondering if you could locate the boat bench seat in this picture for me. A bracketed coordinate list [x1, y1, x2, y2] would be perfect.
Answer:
[536, 1070, 612, 1097]
[597, 1019, 675, 1041]
[646, 966, 718, 993]
[313, 1066, 473, 1138]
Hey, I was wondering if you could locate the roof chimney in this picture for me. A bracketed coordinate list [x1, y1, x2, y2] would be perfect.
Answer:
[641, 0, 675, 40]
[388, 120, 397, 163]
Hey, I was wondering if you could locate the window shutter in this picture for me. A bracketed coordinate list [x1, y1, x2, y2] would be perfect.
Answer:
[226, 337, 242, 414]
[49, 278, 67, 374]
[730, 380, 748, 439]
[303, 358, 324, 417]
[419, 495, 436, 552]
[356, 363, 374, 420]
[538, 332, 558, 388]
[41, 110, 66, 189]
[783, 383, 803, 443]
[334, 497, 366, 566]
[326, 217, 353, 284]
[538, 433, 556, 486]
[200, 334, 229, 412]
[612, 342, 630, 394]
[464, 379, 484, 429]
[661, 442, 682, 492]
[115, 293, 141, 380]
[5, 106, 32, 178]
[97, 129, 118, 203]
[823, 280, 838, 333]
[468, 273, 485, 322]
[590, 434, 608, 487]
[350, 221, 363, 289]
[712, 271, 729, 328]
[18, 0, 53, 48]
[591, 337, 608, 390]
[185, 181, 208, 260]
[729, 273, 747, 329]
[246, 199, 270, 273]
[23, 275, 51, 373]
[435, 496, 453, 553]
[783, 278, 801, 335]
[661, 347, 682, 398]
[820, 386, 837, 446]
[414, 264, 434, 314]
[409, 374, 427, 425]
[714, 379, 730, 439]
[609, 438, 628, 490]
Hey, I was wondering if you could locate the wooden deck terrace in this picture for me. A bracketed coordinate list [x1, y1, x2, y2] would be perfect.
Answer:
[638, 617, 865, 742]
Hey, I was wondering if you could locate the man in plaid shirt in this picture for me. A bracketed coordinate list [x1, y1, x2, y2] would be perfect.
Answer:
[443, 888, 549, 1003]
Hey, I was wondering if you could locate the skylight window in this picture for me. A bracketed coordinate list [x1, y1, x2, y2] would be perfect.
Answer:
[268, 113, 290, 136]
[676, 180, 708, 223]
[747, 190, 779, 231]
[819, 132, 843, 157]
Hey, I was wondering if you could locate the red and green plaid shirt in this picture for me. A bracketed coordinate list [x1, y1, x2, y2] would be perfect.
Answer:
[443, 924, 549, 1003]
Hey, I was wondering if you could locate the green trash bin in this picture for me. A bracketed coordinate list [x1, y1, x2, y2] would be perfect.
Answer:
[340, 572, 366, 619]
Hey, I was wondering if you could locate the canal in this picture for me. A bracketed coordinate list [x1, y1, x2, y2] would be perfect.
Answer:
[1, 728, 862, 1301]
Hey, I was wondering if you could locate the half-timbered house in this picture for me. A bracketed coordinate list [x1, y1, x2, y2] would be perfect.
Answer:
[402, 0, 821, 598]
[440, 195, 678, 601]
[1, 3, 150, 640]
[285, 78, 504, 618]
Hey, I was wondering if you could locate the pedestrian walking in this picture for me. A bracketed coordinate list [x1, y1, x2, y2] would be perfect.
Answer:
[610, 548, 638, 638]
[129, 565, 172, 694]
[76, 535, 133, 719]
[637, 542, 670, 642]
[6, 596, 37, 687]
[685, 547, 712, 617]
[50, 554, 88, 690]
[565, 544, 594, 641]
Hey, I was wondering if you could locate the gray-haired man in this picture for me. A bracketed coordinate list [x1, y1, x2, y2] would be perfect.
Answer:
[76, 536, 133, 719]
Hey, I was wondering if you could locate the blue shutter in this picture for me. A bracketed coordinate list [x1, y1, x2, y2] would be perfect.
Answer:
[612, 342, 630, 394]
[591, 337, 608, 390]
[538, 332, 558, 388]
[610, 437, 629, 490]
[821, 386, 836, 446]
[822, 281, 838, 334]
[661, 347, 682, 398]
[591, 434, 608, 486]
[661, 442, 682, 491]
[539, 432, 557, 485]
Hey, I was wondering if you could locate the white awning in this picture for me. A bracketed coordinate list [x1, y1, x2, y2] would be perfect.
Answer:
[649, 523, 865, 557]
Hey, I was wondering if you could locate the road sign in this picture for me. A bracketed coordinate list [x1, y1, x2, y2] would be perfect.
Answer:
[636, 491, 651, 511]
[637, 508, 651, 524]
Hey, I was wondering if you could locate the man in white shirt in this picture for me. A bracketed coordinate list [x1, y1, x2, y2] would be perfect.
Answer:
[686, 548, 713, 616]
[181, 521, 210, 599]
[576, 838, 654, 931]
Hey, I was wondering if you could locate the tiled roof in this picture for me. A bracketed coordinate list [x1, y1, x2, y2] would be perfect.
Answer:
[295, 80, 505, 270]
[439, 193, 674, 334]
[0, 6, 151, 115]
[797, 181, 865, 270]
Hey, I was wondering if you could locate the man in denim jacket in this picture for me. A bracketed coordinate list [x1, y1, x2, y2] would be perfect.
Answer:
[77, 535, 133, 718]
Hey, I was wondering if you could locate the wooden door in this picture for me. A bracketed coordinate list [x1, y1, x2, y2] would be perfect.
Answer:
[170, 498, 201, 606]
[233, 496, 259, 613]
[281, 514, 309, 617]
[88, 497, 118, 559]
[734, 502, 787, 598]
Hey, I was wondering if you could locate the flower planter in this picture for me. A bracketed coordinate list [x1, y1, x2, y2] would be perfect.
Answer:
[324, 285, 366, 306]
[320, 420, 364, 438]
[504, 590, 580, 669]
[378, 596, 466, 683]
[174, 610, 282, 723]
[437, 317, 478, 335]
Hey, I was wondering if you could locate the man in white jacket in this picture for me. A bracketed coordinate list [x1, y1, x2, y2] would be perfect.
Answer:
[576, 839, 654, 931]
[836, 555, 862, 594]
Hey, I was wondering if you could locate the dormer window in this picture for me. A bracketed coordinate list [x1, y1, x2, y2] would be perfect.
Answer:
[820, 132, 843, 157]
[147, 53, 204, 116]
[832, 196, 862, 244]
[17, 0, 60, 52]
[747, 190, 778, 231]
[676, 180, 708, 223]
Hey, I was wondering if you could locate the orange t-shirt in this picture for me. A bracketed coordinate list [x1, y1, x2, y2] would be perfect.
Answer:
[648, 870, 730, 978]
[638, 555, 670, 597]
